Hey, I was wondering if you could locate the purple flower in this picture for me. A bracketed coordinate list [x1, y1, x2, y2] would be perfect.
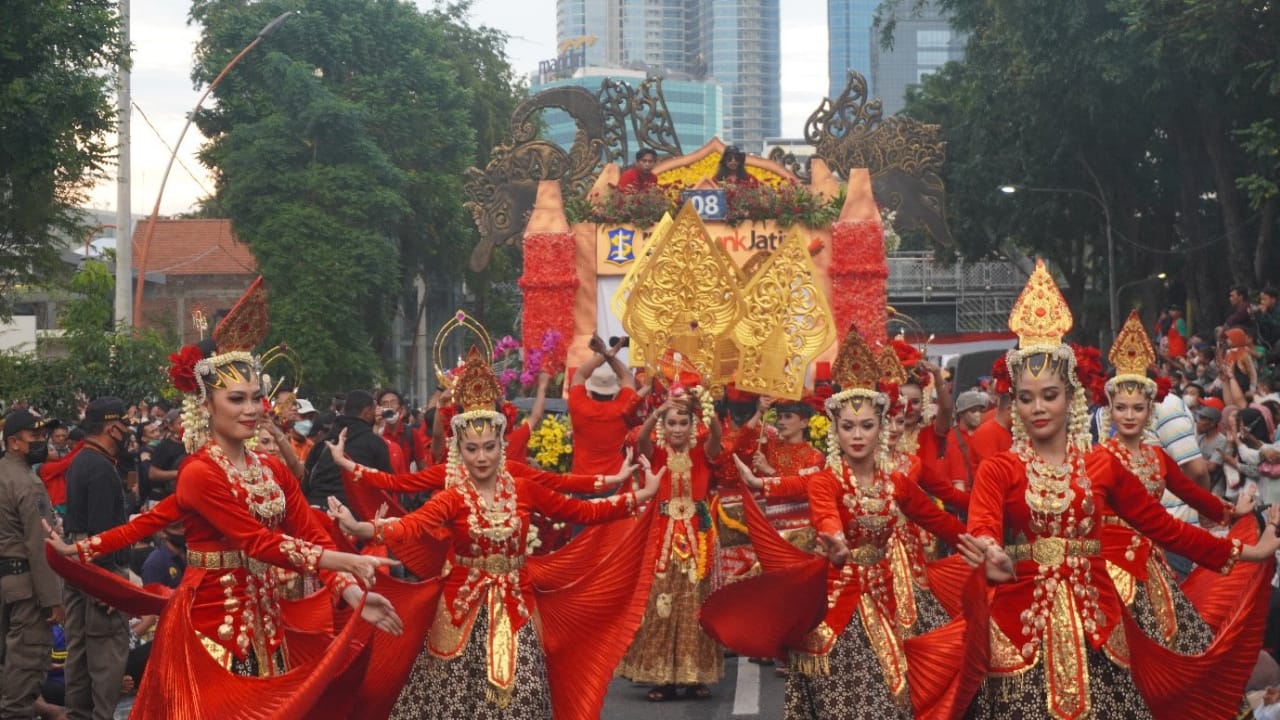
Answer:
[500, 369, 518, 386]
[520, 370, 536, 386]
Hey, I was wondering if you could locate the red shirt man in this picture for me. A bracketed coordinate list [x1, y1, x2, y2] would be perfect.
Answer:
[567, 337, 636, 475]
[617, 149, 658, 192]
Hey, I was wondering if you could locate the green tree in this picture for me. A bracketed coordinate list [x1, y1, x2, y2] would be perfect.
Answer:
[191, 0, 522, 392]
[0, 261, 172, 421]
[894, 0, 1280, 336]
[0, 1, 126, 320]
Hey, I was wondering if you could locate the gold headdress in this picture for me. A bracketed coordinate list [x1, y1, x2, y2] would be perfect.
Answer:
[1006, 259, 1076, 376]
[1105, 311, 1156, 397]
[172, 277, 270, 452]
[450, 346, 506, 433]
[877, 345, 908, 387]
[826, 323, 888, 415]
[1003, 260, 1091, 452]
[442, 347, 508, 489]
[433, 310, 493, 387]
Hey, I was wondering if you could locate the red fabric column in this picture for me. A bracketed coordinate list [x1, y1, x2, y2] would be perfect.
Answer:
[520, 231, 579, 359]
[828, 169, 887, 344]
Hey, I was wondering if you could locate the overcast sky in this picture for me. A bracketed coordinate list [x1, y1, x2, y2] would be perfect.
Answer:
[86, 0, 828, 218]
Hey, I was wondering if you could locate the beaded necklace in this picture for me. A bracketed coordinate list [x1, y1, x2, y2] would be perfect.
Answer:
[207, 443, 286, 525]
[1103, 438, 1162, 496]
[839, 462, 896, 534]
[1016, 441, 1093, 539]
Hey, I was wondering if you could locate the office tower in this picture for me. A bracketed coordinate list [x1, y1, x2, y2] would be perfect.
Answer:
[554, 0, 779, 152]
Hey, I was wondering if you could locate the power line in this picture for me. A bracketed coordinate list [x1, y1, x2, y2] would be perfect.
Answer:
[131, 101, 214, 198]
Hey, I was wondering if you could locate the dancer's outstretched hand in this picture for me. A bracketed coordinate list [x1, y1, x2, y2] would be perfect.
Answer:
[732, 454, 764, 490]
[635, 455, 666, 503]
[324, 428, 356, 473]
[816, 531, 850, 567]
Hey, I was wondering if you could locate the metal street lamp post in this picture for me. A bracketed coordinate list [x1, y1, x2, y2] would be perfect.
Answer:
[998, 181, 1117, 337]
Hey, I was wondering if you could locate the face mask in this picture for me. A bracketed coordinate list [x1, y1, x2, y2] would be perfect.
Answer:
[294, 420, 313, 437]
[147, 439, 162, 448]
[22, 441, 49, 466]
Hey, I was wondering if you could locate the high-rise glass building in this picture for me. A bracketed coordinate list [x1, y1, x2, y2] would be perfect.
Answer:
[553, 0, 779, 153]
[529, 69, 724, 152]
[826, 0, 878, 99]
[828, 0, 964, 114]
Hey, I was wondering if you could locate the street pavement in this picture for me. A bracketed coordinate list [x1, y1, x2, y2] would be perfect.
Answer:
[602, 656, 788, 719]
[112, 656, 787, 718]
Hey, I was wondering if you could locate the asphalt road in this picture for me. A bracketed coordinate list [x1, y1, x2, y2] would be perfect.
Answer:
[602, 656, 788, 719]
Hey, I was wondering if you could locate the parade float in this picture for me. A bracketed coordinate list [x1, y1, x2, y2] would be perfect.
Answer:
[463, 71, 951, 398]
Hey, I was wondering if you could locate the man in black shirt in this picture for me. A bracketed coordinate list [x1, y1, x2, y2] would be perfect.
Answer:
[146, 409, 185, 504]
[303, 389, 390, 507]
[62, 397, 130, 720]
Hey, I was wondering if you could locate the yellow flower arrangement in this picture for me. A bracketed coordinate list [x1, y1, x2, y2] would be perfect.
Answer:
[528, 414, 574, 473]
[807, 414, 831, 453]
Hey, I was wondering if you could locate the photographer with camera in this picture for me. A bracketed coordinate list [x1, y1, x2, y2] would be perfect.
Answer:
[568, 334, 636, 476]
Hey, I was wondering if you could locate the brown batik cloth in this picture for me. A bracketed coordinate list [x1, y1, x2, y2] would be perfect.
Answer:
[618, 566, 724, 685]
[903, 586, 953, 639]
[784, 611, 913, 720]
[1129, 574, 1214, 654]
[388, 610, 552, 720]
[964, 646, 1153, 720]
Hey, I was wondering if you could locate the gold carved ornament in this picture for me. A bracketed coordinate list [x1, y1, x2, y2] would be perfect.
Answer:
[731, 227, 836, 400]
[452, 347, 504, 415]
[620, 202, 744, 381]
[1008, 259, 1073, 352]
[611, 212, 675, 369]
[433, 309, 494, 388]
[1106, 310, 1157, 394]
[830, 324, 881, 392]
[877, 345, 909, 387]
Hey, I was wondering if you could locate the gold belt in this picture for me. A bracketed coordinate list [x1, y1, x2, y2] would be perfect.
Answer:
[848, 543, 886, 566]
[1102, 516, 1131, 528]
[455, 554, 525, 574]
[1004, 538, 1101, 565]
[186, 549, 245, 570]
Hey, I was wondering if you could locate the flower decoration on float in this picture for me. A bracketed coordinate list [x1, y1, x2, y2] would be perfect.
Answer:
[528, 414, 573, 473]
[1005, 259, 1091, 452]
[167, 277, 271, 452]
[807, 414, 831, 453]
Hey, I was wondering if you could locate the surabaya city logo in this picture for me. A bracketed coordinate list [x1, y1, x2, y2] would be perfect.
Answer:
[605, 227, 636, 265]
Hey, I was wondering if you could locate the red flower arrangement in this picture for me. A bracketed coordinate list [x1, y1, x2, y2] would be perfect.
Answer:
[891, 339, 930, 388]
[168, 345, 205, 394]
[991, 355, 1012, 396]
[1153, 376, 1173, 402]
[1071, 343, 1107, 407]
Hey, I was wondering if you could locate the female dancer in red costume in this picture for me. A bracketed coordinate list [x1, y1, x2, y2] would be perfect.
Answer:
[325, 347, 661, 720]
[618, 378, 726, 702]
[1098, 311, 1256, 654]
[730, 325, 965, 719]
[955, 261, 1280, 720]
[45, 284, 402, 719]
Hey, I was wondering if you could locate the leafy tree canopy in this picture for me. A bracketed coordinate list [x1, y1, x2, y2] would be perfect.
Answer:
[190, 0, 523, 393]
[888, 0, 1280, 336]
[0, 0, 126, 320]
[1, 261, 173, 422]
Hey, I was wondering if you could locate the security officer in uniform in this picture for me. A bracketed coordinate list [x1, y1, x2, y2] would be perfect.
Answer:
[0, 409, 64, 719]
[62, 397, 130, 720]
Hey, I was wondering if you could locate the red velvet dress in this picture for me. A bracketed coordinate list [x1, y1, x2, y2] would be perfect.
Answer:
[53, 446, 370, 720]
[737, 424, 825, 539]
[345, 462, 654, 720]
[959, 446, 1270, 720]
[1099, 440, 1234, 651]
[703, 461, 964, 719]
